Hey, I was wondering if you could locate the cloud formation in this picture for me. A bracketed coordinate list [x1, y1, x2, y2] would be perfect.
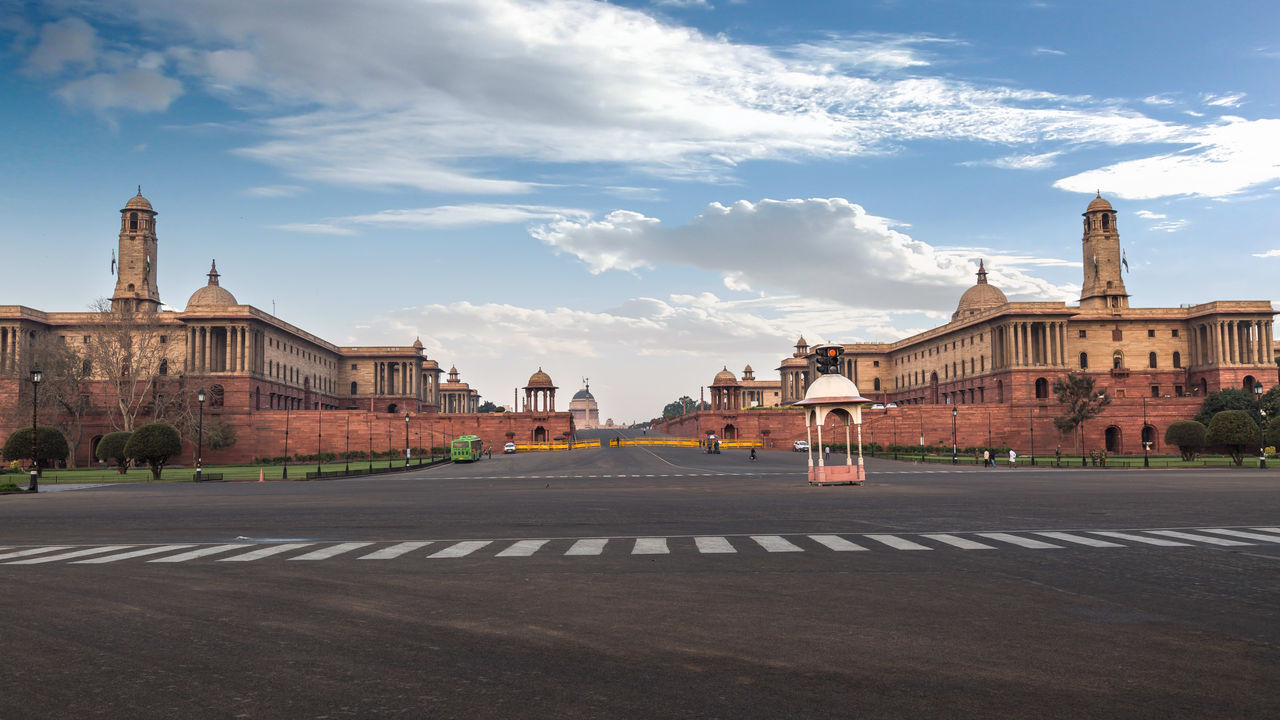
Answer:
[276, 204, 591, 234]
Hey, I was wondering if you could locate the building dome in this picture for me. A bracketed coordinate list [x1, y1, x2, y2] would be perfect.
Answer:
[185, 260, 238, 309]
[572, 388, 594, 401]
[952, 259, 1006, 320]
[526, 368, 555, 387]
[124, 188, 153, 211]
[712, 366, 739, 386]
[1086, 192, 1113, 213]
[412, 337, 424, 350]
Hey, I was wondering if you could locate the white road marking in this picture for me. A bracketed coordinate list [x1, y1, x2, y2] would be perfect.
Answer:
[1034, 532, 1124, 548]
[565, 538, 608, 556]
[1146, 530, 1252, 546]
[695, 537, 736, 553]
[1196, 528, 1280, 543]
[219, 543, 316, 561]
[921, 534, 994, 550]
[72, 544, 197, 564]
[429, 541, 492, 558]
[864, 535, 931, 550]
[633, 538, 669, 554]
[751, 535, 804, 552]
[290, 542, 375, 560]
[150, 544, 252, 562]
[976, 533, 1062, 549]
[496, 540, 548, 557]
[1090, 531, 1189, 547]
[7, 545, 134, 564]
[0, 546, 72, 561]
[359, 541, 433, 559]
[1248, 527, 1280, 536]
[809, 534, 868, 551]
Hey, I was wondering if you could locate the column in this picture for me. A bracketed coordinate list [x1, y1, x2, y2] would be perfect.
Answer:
[1256, 320, 1265, 364]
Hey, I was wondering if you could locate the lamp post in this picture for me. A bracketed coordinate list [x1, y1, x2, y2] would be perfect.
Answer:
[344, 414, 350, 474]
[282, 406, 290, 479]
[1255, 384, 1266, 469]
[1142, 396, 1149, 468]
[317, 412, 323, 476]
[951, 407, 957, 464]
[196, 388, 206, 482]
[29, 366, 41, 492]
[404, 412, 411, 467]
[1029, 403, 1036, 467]
[367, 415, 373, 472]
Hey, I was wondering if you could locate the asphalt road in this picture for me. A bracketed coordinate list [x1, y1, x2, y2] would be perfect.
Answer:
[2, 431, 1278, 719]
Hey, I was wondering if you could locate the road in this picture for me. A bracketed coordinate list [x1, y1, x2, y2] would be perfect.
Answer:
[2, 432, 1278, 719]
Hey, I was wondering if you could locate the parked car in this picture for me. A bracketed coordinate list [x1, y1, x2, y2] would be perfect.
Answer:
[870, 403, 885, 409]
[793, 440, 809, 452]
[886, 402, 898, 408]
[503, 442, 516, 454]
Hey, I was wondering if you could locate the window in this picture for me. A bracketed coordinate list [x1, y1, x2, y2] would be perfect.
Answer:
[1079, 330, 1087, 338]
[83, 336, 89, 343]
[1147, 329, 1155, 338]
[1151, 385, 1160, 398]
[1102, 214, 1110, 230]
[130, 212, 138, 230]
[1172, 329, 1179, 338]
[1175, 385, 1183, 396]
[160, 335, 168, 344]
[210, 384, 225, 408]
[159, 360, 168, 376]
[1112, 329, 1123, 341]
[1080, 352, 1089, 369]
[81, 359, 91, 375]
[1148, 352, 1157, 369]
[351, 364, 358, 370]
[1035, 377, 1049, 399]
[1112, 353, 1123, 369]
[1173, 351, 1181, 369]
[873, 378, 881, 391]
[873, 360, 879, 367]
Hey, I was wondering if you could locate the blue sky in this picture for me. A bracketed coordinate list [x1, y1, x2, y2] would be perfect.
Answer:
[2, 0, 1278, 422]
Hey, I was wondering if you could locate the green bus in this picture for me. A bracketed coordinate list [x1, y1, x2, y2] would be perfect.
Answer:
[450, 435, 484, 462]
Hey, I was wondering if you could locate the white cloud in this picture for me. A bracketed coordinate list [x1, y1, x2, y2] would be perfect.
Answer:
[244, 184, 306, 198]
[1054, 117, 1280, 199]
[272, 222, 358, 236]
[1202, 92, 1246, 108]
[1149, 219, 1189, 232]
[1032, 47, 1065, 56]
[653, 0, 712, 7]
[1142, 94, 1176, 106]
[1133, 210, 1166, 219]
[532, 197, 1076, 313]
[24, 17, 98, 75]
[55, 68, 183, 113]
[280, 203, 592, 234]
[964, 151, 1061, 170]
[1252, 250, 1280, 258]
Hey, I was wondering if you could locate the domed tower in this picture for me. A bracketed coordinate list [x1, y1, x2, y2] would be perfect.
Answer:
[185, 260, 239, 310]
[710, 366, 741, 411]
[111, 188, 161, 313]
[523, 367, 557, 412]
[1079, 193, 1129, 311]
[568, 380, 599, 429]
[952, 260, 1008, 321]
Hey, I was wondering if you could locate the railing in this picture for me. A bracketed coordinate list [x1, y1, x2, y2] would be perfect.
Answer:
[304, 457, 450, 479]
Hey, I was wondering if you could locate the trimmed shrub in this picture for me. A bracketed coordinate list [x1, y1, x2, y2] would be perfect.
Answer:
[124, 423, 182, 481]
[96, 431, 134, 474]
[1164, 420, 1207, 462]
[2, 426, 69, 475]
[1205, 410, 1258, 467]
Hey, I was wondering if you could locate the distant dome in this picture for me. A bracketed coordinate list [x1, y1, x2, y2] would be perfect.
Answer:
[124, 188, 153, 211]
[527, 368, 555, 387]
[952, 259, 1006, 321]
[412, 337, 424, 350]
[712, 366, 739, 386]
[1086, 193, 1113, 213]
[572, 388, 594, 400]
[743, 364, 753, 373]
[186, 260, 238, 310]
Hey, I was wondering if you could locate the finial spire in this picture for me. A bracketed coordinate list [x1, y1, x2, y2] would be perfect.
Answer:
[976, 259, 988, 284]
[207, 259, 220, 286]
[137, 185, 142, 196]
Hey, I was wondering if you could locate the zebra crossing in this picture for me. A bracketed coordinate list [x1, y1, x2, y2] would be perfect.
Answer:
[425, 469, 989, 480]
[2, 526, 1278, 566]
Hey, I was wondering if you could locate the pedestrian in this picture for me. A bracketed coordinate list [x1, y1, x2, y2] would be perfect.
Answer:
[1008, 449, 1017, 468]
[1054, 444, 1062, 467]
[823, 445, 831, 462]
[982, 449, 990, 467]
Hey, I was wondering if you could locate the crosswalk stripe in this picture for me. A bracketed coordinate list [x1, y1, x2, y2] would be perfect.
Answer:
[150, 544, 251, 562]
[1249, 527, 1280, 536]
[809, 534, 868, 551]
[751, 535, 804, 552]
[1146, 530, 1252, 546]
[1090, 531, 1189, 547]
[633, 538, 669, 554]
[429, 540, 491, 558]
[922, 534, 994, 550]
[1034, 532, 1124, 548]
[290, 542, 375, 560]
[7, 545, 134, 564]
[0, 546, 73, 561]
[694, 537, 736, 553]
[1196, 528, 1280, 543]
[71, 544, 197, 564]
[864, 534, 931, 550]
[495, 540, 548, 557]
[359, 541, 433, 559]
[976, 533, 1062, 549]
[219, 543, 316, 561]
[566, 538, 608, 556]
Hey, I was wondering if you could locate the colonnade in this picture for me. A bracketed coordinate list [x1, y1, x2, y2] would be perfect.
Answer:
[994, 320, 1069, 369]
[1189, 319, 1273, 367]
[187, 325, 251, 373]
[523, 387, 556, 412]
[0, 325, 24, 373]
[710, 384, 741, 411]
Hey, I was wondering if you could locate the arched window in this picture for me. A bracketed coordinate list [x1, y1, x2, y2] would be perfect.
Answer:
[159, 359, 168, 376]
[1172, 351, 1182, 369]
[1101, 214, 1110, 230]
[1105, 425, 1121, 453]
[1079, 352, 1088, 369]
[81, 359, 91, 375]
[1112, 352, 1123, 369]
[1148, 352, 1157, 369]
[210, 384, 225, 408]
[130, 212, 138, 230]
[1035, 377, 1049, 399]
[997, 380, 1004, 403]
[873, 378, 881, 391]
[350, 381, 358, 395]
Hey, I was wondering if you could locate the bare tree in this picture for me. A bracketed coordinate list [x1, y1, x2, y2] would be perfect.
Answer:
[83, 299, 181, 432]
[5, 332, 94, 467]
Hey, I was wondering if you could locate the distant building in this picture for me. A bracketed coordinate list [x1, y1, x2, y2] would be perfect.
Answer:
[568, 380, 600, 429]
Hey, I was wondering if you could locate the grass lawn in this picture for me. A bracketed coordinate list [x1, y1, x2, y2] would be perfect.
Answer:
[869, 451, 1276, 469]
[5, 456, 447, 485]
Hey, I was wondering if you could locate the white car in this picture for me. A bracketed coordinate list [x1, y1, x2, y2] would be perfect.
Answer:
[503, 442, 516, 454]
[886, 403, 898, 408]
[870, 403, 885, 409]
[793, 440, 809, 452]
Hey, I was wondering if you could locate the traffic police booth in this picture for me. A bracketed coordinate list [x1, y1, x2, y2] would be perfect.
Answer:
[793, 344, 873, 486]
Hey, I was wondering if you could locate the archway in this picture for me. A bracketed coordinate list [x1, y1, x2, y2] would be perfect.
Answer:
[723, 424, 737, 440]
[388, 403, 398, 414]
[997, 379, 1004, 403]
[1105, 425, 1122, 454]
[534, 425, 547, 442]
[1243, 375, 1257, 392]
[1034, 377, 1048, 399]
[1141, 424, 1156, 453]
[89, 435, 104, 464]
[929, 372, 939, 404]
[1199, 378, 1208, 395]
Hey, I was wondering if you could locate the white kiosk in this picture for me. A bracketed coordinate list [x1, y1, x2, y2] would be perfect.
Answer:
[793, 344, 873, 486]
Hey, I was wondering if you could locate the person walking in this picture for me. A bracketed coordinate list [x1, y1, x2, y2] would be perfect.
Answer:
[823, 445, 831, 462]
[1008, 449, 1017, 468]
[982, 449, 990, 468]
[1054, 444, 1062, 467]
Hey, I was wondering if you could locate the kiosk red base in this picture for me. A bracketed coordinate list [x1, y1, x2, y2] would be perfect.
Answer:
[808, 464, 865, 486]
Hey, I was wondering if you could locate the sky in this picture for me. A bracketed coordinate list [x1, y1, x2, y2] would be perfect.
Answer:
[2, 0, 1279, 424]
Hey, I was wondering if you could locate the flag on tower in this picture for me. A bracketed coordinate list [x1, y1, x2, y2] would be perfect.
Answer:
[110, 249, 115, 275]
[144, 254, 151, 278]
[1122, 249, 1129, 273]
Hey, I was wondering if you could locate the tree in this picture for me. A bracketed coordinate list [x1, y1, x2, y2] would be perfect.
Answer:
[477, 401, 504, 413]
[95, 431, 133, 474]
[662, 396, 708, 420]
[6, 333, 95, 467]
[1194, 388, 1267, 427]
[83, 299, 181, 432]
[1163, 420, 1206, 462]
[2, 426, 70, 476]
[1051, 374, 1111, 452]
[1205, 410, 1257, 466]
[205, 420, 237, 451]
[124, 423, 182, 481]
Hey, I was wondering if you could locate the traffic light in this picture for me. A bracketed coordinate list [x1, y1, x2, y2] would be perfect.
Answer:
[812, 343, 843, 375]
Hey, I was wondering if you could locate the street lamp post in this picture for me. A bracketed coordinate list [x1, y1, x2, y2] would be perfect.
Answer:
[1142, 396, 1149, 468]
[404, 413, 411, 468]
[344, 414, 350, 474]
[1255, 384, 1266, 469]
[1029, 404, 1035, 467]
[29, 366, 41, 492]
[317, 412, 323, 477]
[282, 406, 290, 479]
[951, 407, 957, 464]
[196, 388, 206, 482]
